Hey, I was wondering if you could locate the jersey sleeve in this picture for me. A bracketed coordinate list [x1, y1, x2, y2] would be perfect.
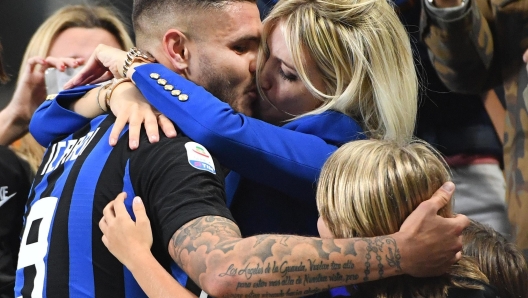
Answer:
[129, 135, 233, 247]
[132, 64, 362, 200]
[29, 85, 97, 147]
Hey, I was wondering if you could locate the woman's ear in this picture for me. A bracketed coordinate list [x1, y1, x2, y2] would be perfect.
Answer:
[162, 29, 190, 72]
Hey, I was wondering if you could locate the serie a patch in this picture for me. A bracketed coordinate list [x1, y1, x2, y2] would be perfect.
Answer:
[185, 142, 216, 174]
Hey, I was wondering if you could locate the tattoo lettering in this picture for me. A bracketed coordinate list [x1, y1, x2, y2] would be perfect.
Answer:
[219, 264, 238, 277]
[171, 216, 402, 296]
[279, 261, 307, 277]
[308, 259, 329, 271]
[384, 237, 402, 272]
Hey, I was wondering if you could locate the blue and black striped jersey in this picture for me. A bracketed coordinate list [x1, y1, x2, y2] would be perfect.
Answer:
[16, 112, 232, 298]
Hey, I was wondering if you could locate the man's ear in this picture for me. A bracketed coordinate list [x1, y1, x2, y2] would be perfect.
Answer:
[162, 29, 190, 72]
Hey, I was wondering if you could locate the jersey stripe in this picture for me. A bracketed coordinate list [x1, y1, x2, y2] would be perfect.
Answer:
[26, 137, 72, 298]
[47, 119, 107, 297]
[67, 117, 114, 297]
[91, 126, 130, 297]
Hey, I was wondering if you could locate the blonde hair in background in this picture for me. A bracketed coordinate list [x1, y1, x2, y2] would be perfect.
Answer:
[257, 0, 417, 143]
[462, 220, 528, 298]
[316, 139, 489, 297]
[12, 5, 134, 173]
[18, 5, 133, 81]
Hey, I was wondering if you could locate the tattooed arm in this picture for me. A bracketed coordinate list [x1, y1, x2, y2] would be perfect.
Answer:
[170, 216, 404, 297]
[102, 179, 465, 297]
[170, 182, 466, 297]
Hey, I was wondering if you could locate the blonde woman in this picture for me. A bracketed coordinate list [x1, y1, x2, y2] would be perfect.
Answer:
[0, 5, 133, 172]
[31, 0, 427, 240]
[316, 140, 498, 297]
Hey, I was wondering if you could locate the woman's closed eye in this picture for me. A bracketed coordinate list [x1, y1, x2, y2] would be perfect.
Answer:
[278, 66, 298, 82]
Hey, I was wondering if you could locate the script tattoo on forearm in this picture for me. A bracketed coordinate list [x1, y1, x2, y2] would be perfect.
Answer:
[362, 236, 402, 280]
[170, 216, 402, 296]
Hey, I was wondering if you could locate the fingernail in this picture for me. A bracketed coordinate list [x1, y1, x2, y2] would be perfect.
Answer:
[150, 135, 158, 142]
[109, 138, 116, 146]
[442, 182, 455, 192]
[131, 141, 138, 149]
[169, 130, 177, 137]
[133, 196, 142, 204]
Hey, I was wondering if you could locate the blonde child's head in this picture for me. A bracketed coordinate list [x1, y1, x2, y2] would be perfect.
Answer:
[317, 140, 450, 239]
[316, 139, 489, 297]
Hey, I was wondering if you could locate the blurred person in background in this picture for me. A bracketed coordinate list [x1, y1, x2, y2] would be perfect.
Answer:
[395, 0, 512, 240]
[0, 42, 33, 298]
[0, 5, 133, 173]
[420, 0, 528, 255]
[0, 5, 132, 297]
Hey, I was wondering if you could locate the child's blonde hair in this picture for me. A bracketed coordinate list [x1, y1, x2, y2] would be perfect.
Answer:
[316, 139, 489, 297]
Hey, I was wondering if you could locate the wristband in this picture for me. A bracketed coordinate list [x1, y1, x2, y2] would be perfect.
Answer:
[96, 83, 111, 113]
[105, 78, 132, 110]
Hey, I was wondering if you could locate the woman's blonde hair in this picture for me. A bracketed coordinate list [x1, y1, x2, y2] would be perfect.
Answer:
[18, 5, 133, 81]
[257, 0, 417, 143]
[12, 5, 134, 173]
[316, 139, 489, 297]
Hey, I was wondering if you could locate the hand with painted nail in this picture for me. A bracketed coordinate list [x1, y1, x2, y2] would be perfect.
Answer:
[15, 56, 84, 119]
[0, 55, 84, 145]
[64, 44, 129, 89]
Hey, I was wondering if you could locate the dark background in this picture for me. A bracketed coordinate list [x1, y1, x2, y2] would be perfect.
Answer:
[0, 0, 134, 108]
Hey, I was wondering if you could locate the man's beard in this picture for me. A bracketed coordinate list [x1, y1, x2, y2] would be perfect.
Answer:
[195, 53, 257, 116]
[197, 55, 237, 106]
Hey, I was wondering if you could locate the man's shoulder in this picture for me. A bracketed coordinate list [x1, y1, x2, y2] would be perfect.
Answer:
[132, 133, 219, 173]
[136, 132, 195, 151]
